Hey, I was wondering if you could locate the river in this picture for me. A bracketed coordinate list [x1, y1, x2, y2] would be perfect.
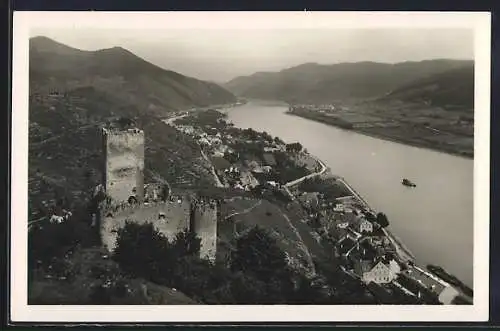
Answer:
[225, 101, 473, 287]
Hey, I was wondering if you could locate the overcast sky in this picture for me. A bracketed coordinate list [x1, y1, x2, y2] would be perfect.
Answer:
[30, 28, 473, 82]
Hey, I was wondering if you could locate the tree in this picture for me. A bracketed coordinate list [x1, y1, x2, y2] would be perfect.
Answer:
[113, 221, 170, 280]
[28, 217, 95, 269]
[229, 226, 296, 303]
[171, 229, 201, 257]
[376, 212, 390, 228]
[274, 136, 285, 145]
[230, 226, 288, 276]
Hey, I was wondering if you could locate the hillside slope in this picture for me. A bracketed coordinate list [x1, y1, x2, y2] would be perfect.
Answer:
[28, 37, 236, 219]
[30, 36, 237, 115]
[379, 63, 474, 111]
[225, 59, 473, 104]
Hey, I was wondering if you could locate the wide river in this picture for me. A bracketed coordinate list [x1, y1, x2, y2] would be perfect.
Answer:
[226, 101, 473, 287]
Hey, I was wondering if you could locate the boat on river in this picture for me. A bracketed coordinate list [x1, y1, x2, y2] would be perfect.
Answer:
[402, 178, 416, 187]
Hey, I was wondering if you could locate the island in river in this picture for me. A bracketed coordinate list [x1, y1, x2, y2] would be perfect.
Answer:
[287, 102, 474, 159]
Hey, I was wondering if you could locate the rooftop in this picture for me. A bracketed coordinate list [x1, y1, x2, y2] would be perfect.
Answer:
[401, 266, 447, 295]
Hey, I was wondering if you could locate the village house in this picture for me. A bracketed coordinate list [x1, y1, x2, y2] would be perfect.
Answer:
[49, 209, 73, 224]
[207, 135, 222, 146]
[335, 218, 350, 230]
[234, 183, 245, 190]
[356, 259, 397, 285]
[261, 165, 273, 173]
[224, 166, 240, 175]
[333, 203, 345, 212]
[239, 170, 259, 188]
[246, 160, 262, 172]
[263, 146, 280, 153]
[198, 137, 210, 146]
[357, 217, 374, 234]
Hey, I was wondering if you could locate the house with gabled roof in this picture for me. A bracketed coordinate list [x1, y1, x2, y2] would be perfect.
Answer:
[357, 217, 374, 234]
[358, 259, 396, 284]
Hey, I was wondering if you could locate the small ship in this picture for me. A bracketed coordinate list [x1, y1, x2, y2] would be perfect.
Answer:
[402, 178, 416, 187]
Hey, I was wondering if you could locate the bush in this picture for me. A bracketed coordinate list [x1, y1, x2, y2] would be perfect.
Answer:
[376, 212, 390, 228]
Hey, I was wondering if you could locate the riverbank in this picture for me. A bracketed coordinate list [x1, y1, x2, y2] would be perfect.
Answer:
[333, 175, 416, 263]
[286, 111, 473, 160]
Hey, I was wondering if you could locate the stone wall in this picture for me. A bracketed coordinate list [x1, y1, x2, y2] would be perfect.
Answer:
[102, 128, 145, 203]
[100, 194, 219, 262]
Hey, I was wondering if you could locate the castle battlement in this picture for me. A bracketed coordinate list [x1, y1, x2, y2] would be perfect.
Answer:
[102, 127, 144, 136]
[100, 198, 191, 218]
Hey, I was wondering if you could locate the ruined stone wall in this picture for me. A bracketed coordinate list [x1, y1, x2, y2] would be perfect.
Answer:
[102, 128, 145, 203]
[99, 189, 218, 262]
[100, 199, 191, 251]
[191, 198, 218, 262]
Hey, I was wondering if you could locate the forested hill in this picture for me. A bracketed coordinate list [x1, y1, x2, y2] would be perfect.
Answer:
[30, 36, 237, 115]
[379, 63, 474, 111]
[28, 37, 236, 217]
[224, 59, 473, 104]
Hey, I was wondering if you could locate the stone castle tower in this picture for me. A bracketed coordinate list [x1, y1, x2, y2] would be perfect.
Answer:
[102, 127, 145, 204]
[190, 196, 219, 262]
[99, 127, 218, 262]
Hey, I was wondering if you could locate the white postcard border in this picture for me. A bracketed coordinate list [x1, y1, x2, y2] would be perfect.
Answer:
[11, 11, 491, 322]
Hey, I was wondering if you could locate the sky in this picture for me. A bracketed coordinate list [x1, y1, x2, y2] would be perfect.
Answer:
[30, 28, 474, 83]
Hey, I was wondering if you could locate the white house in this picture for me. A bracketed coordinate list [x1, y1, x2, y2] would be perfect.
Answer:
[388, 259, 402, 277]
[50, 215, 65, 224]
[335, 218, 349, 229]
[261, 165, 273, 173]
[234, 183, 245, 190]
[358, 218, 374, 233]
[333, 204, 345, 212]
[438, 286, 461, 304]
[199, 137, 210, 146]
[361, 261, 396, 284]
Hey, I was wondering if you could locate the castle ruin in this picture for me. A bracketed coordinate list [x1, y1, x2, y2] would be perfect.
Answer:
[99, 126, 218, 262]
[102, 127, 145, 204]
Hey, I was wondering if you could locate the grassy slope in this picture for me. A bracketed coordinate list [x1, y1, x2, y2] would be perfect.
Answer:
[219, 198, 322, 274]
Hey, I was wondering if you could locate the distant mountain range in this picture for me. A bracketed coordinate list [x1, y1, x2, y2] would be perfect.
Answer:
[30, 36, 237, 114]
[379, 63, 474, 110]
[225, 59, 474, 109]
